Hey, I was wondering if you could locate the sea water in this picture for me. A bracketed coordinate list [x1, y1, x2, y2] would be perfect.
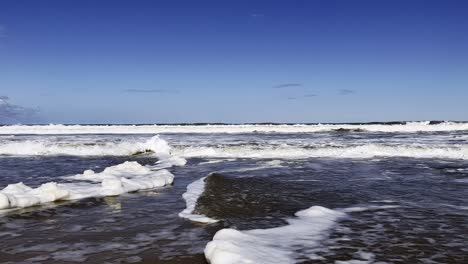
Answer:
[0, 123, 467, 263]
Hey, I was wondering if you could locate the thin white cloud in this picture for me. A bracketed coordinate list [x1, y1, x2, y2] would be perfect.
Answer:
[273, 83, 302, 89]
[339, 89, 355, 95]
[0, 96, 39, 124]
[250, 13, 265, 18]
[123, 89, 179, 94]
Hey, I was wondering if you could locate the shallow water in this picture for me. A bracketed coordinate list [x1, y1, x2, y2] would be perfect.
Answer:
[0, 126, 467, 263]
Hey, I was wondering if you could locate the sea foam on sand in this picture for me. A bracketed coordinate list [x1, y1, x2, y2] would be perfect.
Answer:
[204, 204, 404, 264]
[0, 161, 175, 210]
[62, 161, 175, 199]
[0, 182, 69, 209]
[204, 206, 346, 264]
[179, 177, 219, 224]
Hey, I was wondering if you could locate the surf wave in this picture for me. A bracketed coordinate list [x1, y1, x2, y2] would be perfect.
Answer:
[2, 134, 466, 160]
[0, 135, 171, 156]
[174, 144, 468, 160]
[1, 122, 468, 134]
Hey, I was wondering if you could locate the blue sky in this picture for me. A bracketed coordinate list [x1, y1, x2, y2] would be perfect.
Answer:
[0, 0, 467, 124]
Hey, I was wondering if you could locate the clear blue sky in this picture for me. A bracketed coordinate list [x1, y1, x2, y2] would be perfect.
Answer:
[0, 0, 467, 124]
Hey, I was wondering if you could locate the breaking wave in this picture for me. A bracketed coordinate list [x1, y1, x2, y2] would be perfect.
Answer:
[1, 122, 468, 134]
[0, 135, 171, 156]
[1, 134, 466, 160]
[174, 144, 468, 160]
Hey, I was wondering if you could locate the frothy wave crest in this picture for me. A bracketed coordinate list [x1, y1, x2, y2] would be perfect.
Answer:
[0, 135, 170, 156]
[175, 144, 468, 160]
[1, 122, 468, 134]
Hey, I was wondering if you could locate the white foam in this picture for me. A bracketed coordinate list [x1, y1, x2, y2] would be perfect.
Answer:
[0, 182, 69, 209]
[334, 250, 380, 264]
[204, 206, 345, 264]
[1, 122, 468, 135]
[0, 161, 175, 211]
[454, 178, 468, 183]
[174, 144, 468, 160]
[0, 135, 186, 212]
[62, 161, 175, 199]
[441, 204, 468, 210]
[179, 177, 219, 224]
[198, 159, 237, 165]
[342, 205, 401, 213]
[220, 160, 285, 173]
[3, 134, 466, 160]
[150, 156, 187, 170]
[0, 135, 172, 156]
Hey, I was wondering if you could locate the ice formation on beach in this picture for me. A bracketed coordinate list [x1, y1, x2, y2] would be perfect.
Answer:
[204, 206, 346, 264]
[179, 177, 219, 223]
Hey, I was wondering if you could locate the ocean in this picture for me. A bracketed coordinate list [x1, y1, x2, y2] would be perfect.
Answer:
[0, 122, 467, 263]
